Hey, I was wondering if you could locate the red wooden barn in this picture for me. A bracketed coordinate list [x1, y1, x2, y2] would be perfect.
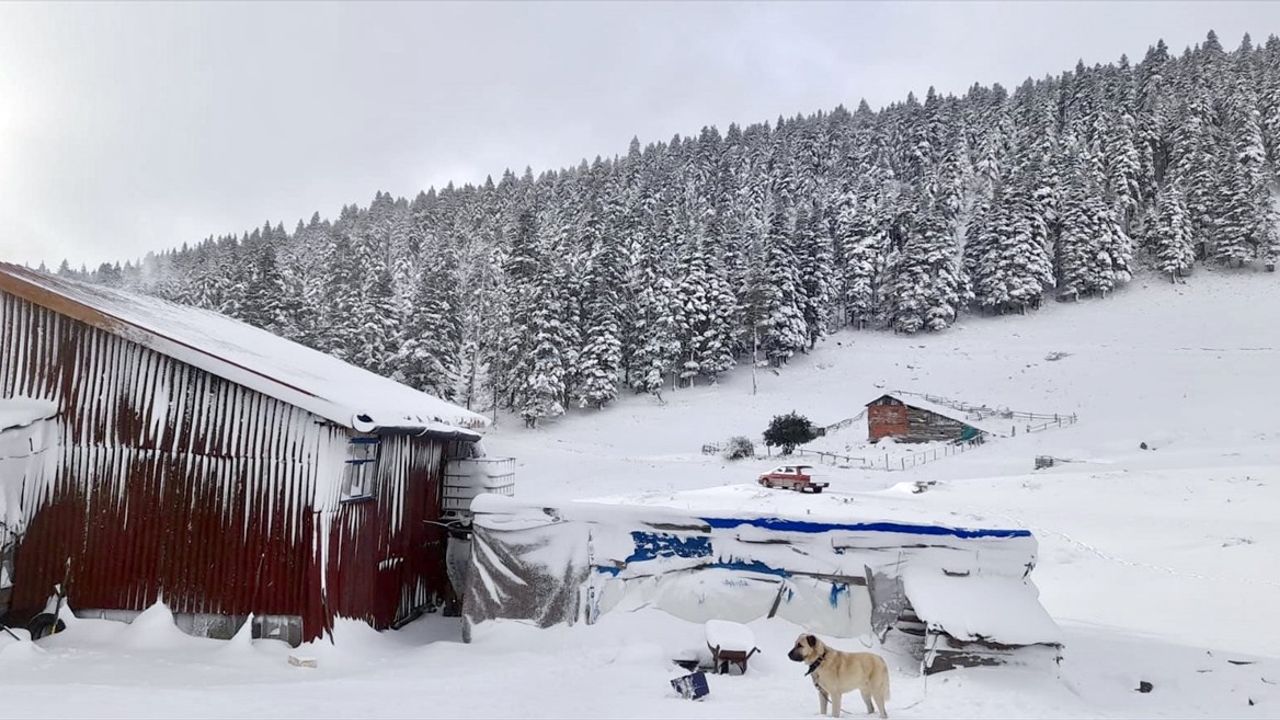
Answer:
[866, 393, 999, 444]
[0, 262, 494, 644]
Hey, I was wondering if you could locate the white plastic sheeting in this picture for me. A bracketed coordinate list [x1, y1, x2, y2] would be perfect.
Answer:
[0, 412, 60, 542]
[463, 495, 1058, 645]
[0, 398, 57, 432]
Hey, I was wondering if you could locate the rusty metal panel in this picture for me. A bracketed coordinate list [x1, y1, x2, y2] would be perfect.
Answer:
[1, 290, 455, 642]
[323, 433, 449, 631]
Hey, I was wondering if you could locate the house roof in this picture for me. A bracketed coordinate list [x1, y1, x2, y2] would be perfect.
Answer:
[866, 392, 1011, 437]
[0, 263, 486, 439]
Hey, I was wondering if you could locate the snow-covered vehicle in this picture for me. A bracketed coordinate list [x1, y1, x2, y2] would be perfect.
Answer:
[757, 464, 828, 493]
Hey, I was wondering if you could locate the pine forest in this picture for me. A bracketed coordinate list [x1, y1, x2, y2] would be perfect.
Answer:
[56, 32, 1280, 425]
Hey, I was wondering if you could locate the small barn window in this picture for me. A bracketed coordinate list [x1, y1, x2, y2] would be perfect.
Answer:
[341, 435, 380, 502]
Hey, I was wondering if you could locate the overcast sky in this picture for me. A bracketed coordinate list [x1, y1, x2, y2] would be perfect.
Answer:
[1, 1, 1277, 269]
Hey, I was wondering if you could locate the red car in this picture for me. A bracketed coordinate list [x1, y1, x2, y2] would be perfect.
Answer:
[757, 464, 829, 493]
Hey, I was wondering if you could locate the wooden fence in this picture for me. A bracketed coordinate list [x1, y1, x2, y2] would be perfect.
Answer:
[792, 448, 868, 468]
[878, 437, 983, 471]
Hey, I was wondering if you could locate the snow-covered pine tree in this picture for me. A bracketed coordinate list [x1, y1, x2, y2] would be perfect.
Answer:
[354, 254, 400, 376]
[520, 285, 568, 428]
[1259, 35, 1280, 169]
[499, 202, 571, 427]
[241, 240, 286, 334]
[1135, 39, 1173, 203]
[394, 243, 463, 401]
[1214, 41, 1275, 269]
[1055, 142, 1133, 299]
[883, 191, 969, 333]
[753, 202, 808, 364]
[625, 139, 686, 397]
[795, 201, 835, 347]
[1148, 181, 1195, 280]
[964, 82, 1057, 314]
[575, 165, 627, 408]
[1100, 107, 1142, 231]
[966, 184, 1053, 314]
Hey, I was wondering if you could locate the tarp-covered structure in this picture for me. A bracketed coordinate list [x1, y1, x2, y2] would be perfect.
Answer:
[463, 495, 1062, 673]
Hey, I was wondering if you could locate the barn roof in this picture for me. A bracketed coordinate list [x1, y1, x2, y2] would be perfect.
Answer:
[0, 263, 486, 439]
[866, 392, 1011, 437]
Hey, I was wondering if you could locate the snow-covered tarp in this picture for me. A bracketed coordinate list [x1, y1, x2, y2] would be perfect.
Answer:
[0, 403, 60, 564]
[0, 398, 57, 432]
[463, 495, 1058, 646]
[902, 567, 1062, 646]
[0, 263, 486, 437]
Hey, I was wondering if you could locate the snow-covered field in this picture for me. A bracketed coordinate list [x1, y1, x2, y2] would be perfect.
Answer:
[4, 270, 1280, 718]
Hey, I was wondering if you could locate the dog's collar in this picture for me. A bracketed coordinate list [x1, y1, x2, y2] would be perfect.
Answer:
[805, 651, 827, 677]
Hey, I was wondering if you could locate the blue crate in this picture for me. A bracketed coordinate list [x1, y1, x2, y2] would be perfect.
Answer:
[670, 671, 710, 700]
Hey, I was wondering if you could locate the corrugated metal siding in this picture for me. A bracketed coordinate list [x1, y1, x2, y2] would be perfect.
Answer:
[323, 435, 449, 630]
[1, 290, 453, 641]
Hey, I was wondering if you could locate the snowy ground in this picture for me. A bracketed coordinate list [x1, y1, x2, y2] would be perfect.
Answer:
[4, 270, 1280, 718]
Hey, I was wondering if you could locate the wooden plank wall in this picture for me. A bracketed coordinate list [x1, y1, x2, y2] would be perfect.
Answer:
[904, 406, 971, 442]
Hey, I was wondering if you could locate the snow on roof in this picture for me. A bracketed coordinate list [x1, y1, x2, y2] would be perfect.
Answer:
[0, 397, 58, 432]
[869, 392, 1012, 437]
[902, 567, 1063, 646]
[0, 263, 486, 438]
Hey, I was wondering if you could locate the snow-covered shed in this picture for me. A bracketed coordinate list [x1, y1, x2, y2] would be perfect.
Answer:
[866, 392, 1010, 443]
[0, 262, 495, 643]
[463, 496, 1062, 674]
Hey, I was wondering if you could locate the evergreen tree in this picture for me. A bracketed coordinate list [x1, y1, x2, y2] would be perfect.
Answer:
[576, 197, 627, 407]
[755, 204, 808, 364]
[1148, 182, 1195, 280]
[241, 242, 286, 334]
[883, 196, 968, 333]
[966, 185, 1053, 314]
[795, 202, 835, 346]
[394, 246, 463, 400]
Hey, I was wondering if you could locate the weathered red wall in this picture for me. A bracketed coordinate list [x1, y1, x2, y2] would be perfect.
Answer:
[2, 289, 452, 642]
[324, 434, 449, 632]
[868, 402, 909, 441]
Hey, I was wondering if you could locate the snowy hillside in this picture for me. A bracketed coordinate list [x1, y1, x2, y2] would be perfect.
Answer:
[4, 269, 1276, 719]
[53, 29, 1280, 440]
